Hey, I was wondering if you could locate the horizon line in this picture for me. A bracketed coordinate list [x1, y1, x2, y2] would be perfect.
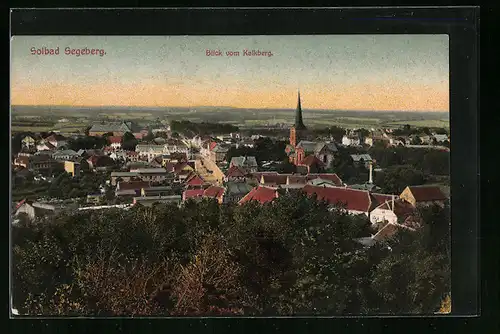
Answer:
[11, 104, 450, 113]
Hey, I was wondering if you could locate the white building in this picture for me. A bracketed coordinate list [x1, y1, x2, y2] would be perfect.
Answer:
[370, 197, 415, 226]
[342, 135, 361, 147]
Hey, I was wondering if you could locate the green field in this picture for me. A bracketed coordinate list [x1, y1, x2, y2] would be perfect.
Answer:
[11, 105, 450, 132]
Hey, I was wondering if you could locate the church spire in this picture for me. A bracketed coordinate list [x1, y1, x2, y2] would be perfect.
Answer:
[294, 89, 306, 130]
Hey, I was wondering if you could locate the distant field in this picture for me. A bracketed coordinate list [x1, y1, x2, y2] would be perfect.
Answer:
[11, 105, 450, 131]
[386, 119, 449, 127]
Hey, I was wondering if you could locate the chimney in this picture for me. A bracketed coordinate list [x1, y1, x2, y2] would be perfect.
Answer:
[392, 195, 395, 211]
[368, 161, 373, 184]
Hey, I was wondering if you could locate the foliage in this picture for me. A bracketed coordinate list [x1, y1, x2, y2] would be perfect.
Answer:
[12, 192, 450, 316]
[67, 136, 107, 151]
[121, 132, 139, 151]
[46, 171, 108, 199]
[374, 165, 426, 194]
[226, 137, 287, 164]
[369, 146, 449, 176]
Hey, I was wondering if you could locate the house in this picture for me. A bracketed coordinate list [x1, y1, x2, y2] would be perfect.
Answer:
[210, 144, 229, 163]
[297, 155, 325, 173]
[45, 134, 67, 148]
[132, 168, 170, 184]
[370, 197, 417, 227]
[182, 189, 205, 201]
[64, 161, 80, 177]
[307, 173, 343, 187]
[36, 141, 56, 151]
[237, 138, 255, 148]
[230, 156, 258, 173]
[163, 139, 190, 156]
[52, 149, 80, 161]
[185, 174, 207, 189]
[140, 186, 173, 197]
[225, 165, 250, 182]
[224, 182, 253, 203]
[365, 135, 389, 147]
[126, 151, 140, 162]
[87, 155, 115, 170]
[342, 135, 361, 147]
[87, 194, 105, 205]
[302, 185, 374, 216]
[88, 121, 133, 137]
[202, 186, 226, 204]
[115, 180, 150, 197]
[420, 135, 433, 145]
[287, 140, 338, 168]
[108, 136, 122, 149]
[200, 141, 217, 158]
[433, 134, 449, 143]
[21, 135, 36, 149]
[109, 150, 128, 161]
[111, 171, 140, 186]
[14, 155, 58, 175]
[260, 174, 289, 187]
[350, 154, 373, 168]
[238, 186, 279, 205]
[133, 195, 182, 207]
[135, 144, 164, 162]
[14, 199, 57, 221]
[400, 185, 448, 207]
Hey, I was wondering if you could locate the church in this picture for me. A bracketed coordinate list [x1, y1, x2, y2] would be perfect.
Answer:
[285, 91, 338, 169]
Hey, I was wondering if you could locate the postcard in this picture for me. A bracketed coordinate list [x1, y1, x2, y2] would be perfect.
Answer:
[11, 34, 451, 317]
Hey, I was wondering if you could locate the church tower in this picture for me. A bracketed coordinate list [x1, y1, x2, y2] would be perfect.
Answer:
[294, 90, 306, 131]
[290, 90, 306, 147]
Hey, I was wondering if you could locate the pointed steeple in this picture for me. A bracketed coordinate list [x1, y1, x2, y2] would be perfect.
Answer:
[294, 89, 306, 130]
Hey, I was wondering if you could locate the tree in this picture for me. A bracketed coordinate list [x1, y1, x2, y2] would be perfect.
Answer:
[374, 165, 425, 194]
[121, 132, 138, 151]
[12, 190, 450, 316]
[410, 136, 422, 145]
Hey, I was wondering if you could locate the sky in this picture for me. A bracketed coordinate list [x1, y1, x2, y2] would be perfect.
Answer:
[11, 35, 449, 112]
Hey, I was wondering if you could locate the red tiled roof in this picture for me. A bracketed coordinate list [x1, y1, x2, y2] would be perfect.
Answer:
[174, 162, 189, 174]
[183, 189, 205, 200]
[15, 199, 27, 211]
[108, 136, 122, 144]
[261, 174, 289, 185]
[299, 155, 324, 167]
[226, 165, 247, 178]
[287, 175, 309, 184]
[239, 186, 278, 205]
[375, 198, 415, 217]
[302, 185, 372, 213]
[117, 181, 150, 191]
[307, 173, 343, 186]
[186, 175, 205, 186]
[204, 186, 225, 200]
[209, 141, 218, 151]
[408, 186, 447, 202]
[371, 193, 395, 207]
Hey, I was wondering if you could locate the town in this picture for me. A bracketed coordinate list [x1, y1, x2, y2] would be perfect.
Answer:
[12, 92, 449, 229]
[11, 92, 451, 316]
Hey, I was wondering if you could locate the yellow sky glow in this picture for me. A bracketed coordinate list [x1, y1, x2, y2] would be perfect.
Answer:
[11, 80, 448, 111]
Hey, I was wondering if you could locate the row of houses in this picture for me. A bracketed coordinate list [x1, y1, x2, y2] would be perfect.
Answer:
[342, 131, 450, 148]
